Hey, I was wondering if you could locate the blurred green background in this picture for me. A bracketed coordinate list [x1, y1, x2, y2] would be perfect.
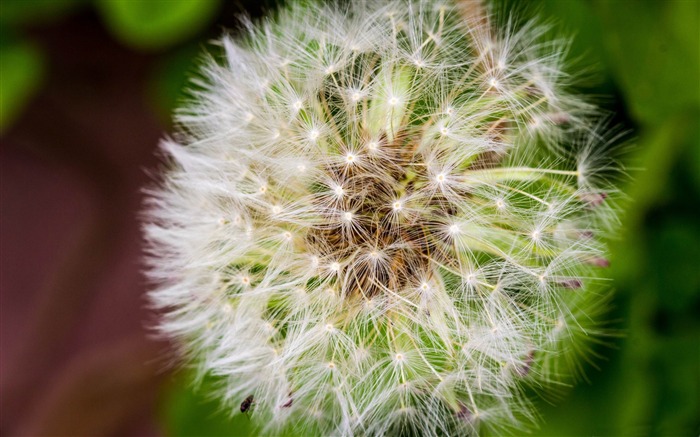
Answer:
[1, 0, 698, 436]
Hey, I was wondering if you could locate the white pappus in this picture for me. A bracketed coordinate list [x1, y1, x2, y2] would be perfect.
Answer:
[144, 0, 623, 435]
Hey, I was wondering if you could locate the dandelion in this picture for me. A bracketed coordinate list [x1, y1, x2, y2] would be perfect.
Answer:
[144, 1, 622, 435]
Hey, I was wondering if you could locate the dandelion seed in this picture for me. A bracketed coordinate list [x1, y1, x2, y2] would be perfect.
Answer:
[281, 395, 294, 409]
[579, 191, 608, 207]
[558, 278, 583, 289]
[466, 273, 477, 286]
[310, 255, 320, 268]
[455, 403, 472, 422]
[587, 257, 611, 268]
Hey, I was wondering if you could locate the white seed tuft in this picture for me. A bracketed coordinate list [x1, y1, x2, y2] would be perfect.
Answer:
[145, 1, 622, 436]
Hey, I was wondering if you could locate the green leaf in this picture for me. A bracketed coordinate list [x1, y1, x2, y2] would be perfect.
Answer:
[0, 37, 44, 134]
[592, 0, 700, 123]
[683, 109, 700, 192]
[612, 112, 697, 240]
[96, 0, 221, 51]
[149, 43, 201, 119]
[0, 0, 84, 25]
[496, 0, 616, 95]
[162, 374, 255, 437]
[163, 372, 304, 437]
[650, 219, 700, 311]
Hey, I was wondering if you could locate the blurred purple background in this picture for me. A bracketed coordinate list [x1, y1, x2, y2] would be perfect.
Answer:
[2, 11, 168, 436]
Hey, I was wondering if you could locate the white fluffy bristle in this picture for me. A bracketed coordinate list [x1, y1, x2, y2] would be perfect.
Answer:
[144, 1, 620, 435]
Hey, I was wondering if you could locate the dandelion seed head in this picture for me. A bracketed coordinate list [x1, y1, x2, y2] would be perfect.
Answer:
[145, 1, 623, 435]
